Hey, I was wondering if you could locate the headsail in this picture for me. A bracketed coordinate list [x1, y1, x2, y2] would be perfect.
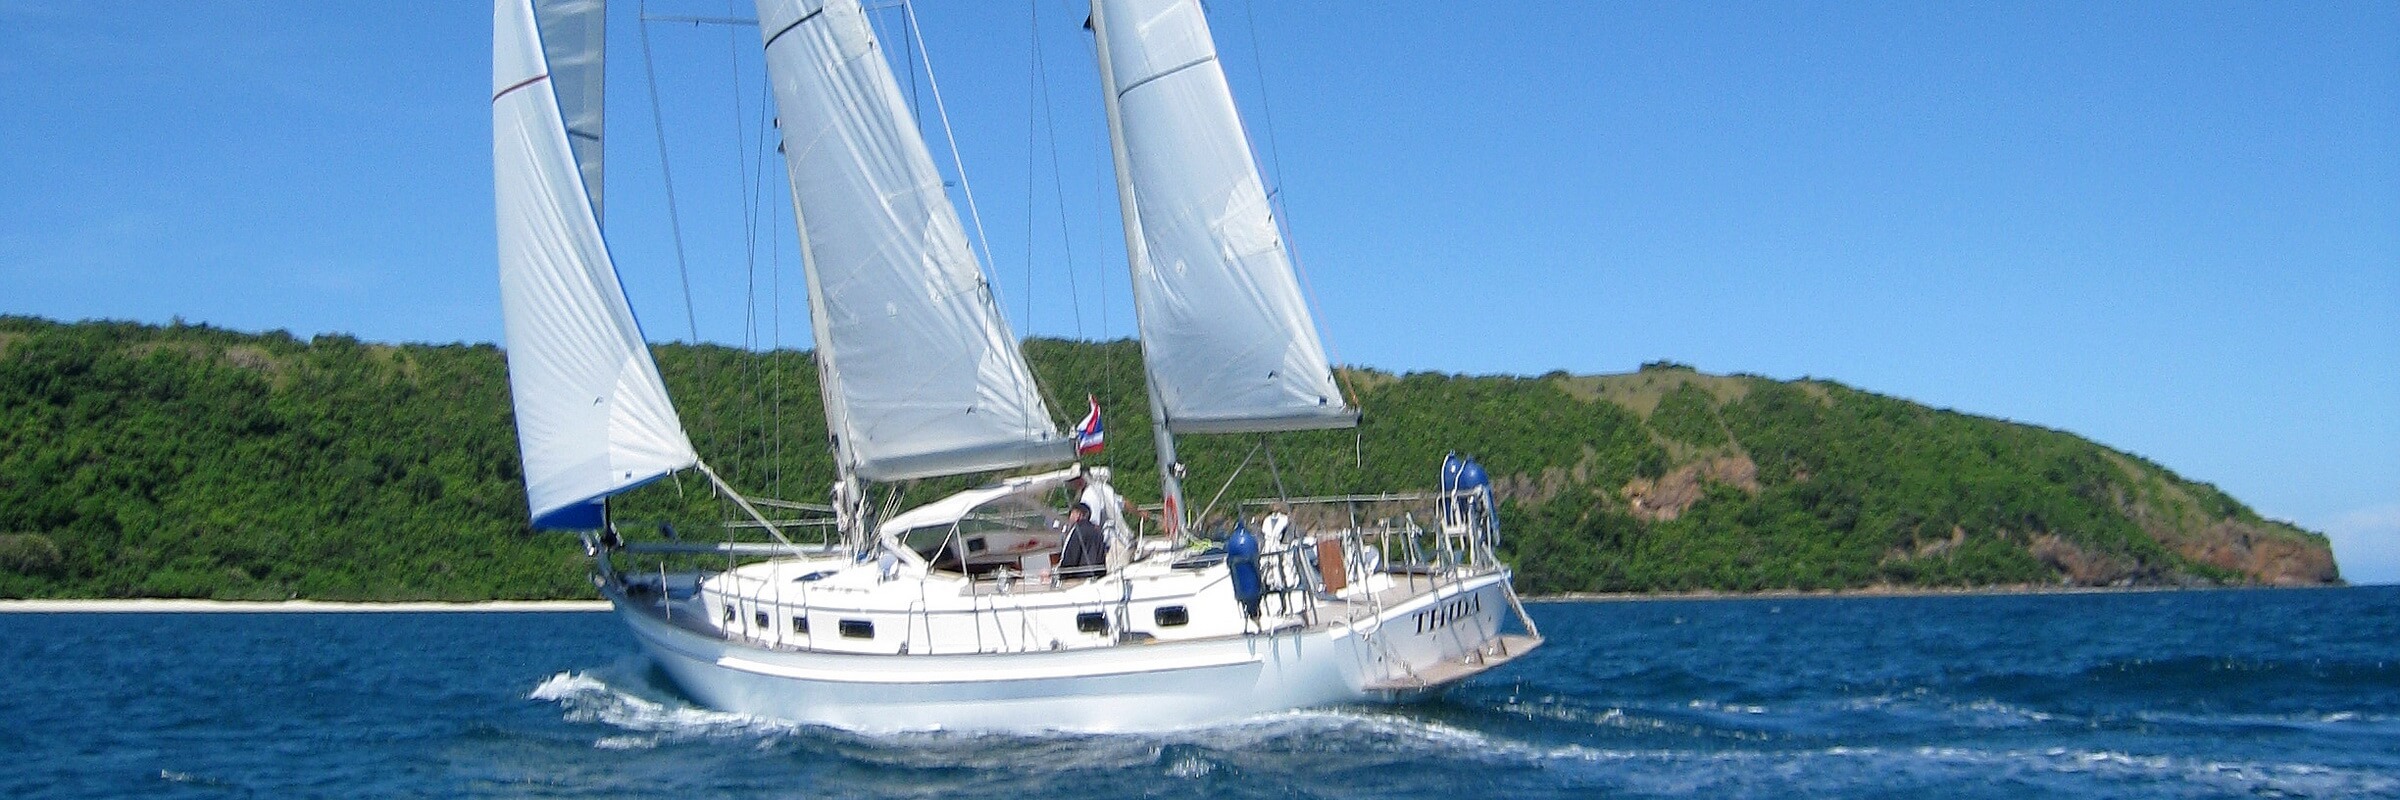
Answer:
[754, 0, 1070, 481]
[532, 0, 606, 222]
[494, 0, 697, 529]
[1093, 0, 1355, 434]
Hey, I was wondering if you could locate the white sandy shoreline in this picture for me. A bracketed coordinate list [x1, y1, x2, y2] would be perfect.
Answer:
[0, 599, 612, 613]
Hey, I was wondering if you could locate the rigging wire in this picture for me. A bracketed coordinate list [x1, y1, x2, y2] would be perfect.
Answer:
[1239, 0, 1289, 195]
[723, 3, 786, 501]
[884, 0, 1064, 434]
[1026, 0, 1107, 469]
[1236, 0, 1366, 468]
[766, 77, 788, 501]
[1023, 2, 1037, 339]
[1067, 2, 1126, 467]
[896, 1, 1005, 314]
[1031, 0, 1084, 341]
[1023, 2, 1038, 338]
[1032, 0, 1104, 468]
[724, 0, 765, 507]
[638, 1, 737, 486]
[638, 1, 703, 347]
[1028, 0, 1101, 458]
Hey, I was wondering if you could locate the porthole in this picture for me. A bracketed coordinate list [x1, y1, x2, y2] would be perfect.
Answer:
[1154, 606, 1189, 627]
[839, 619, 874, 639]
[1076, 612, 1108, 634]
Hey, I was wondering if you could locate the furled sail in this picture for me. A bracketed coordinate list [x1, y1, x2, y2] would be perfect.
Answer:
[753, 0, 1070, 481]
[494, 0, 697, 529]
[1093, 0, 1354, 434]
[532, 0, 606, 222]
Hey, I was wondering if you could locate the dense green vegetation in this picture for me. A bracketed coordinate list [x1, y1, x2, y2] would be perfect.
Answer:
[0, 316, 2336, 600]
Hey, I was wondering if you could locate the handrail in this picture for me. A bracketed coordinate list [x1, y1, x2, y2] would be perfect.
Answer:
[1237, 492, 1429, 507]
[622, 541, 838, 556]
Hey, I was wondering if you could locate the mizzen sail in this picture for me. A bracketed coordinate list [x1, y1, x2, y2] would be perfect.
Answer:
[754, 0, 1069, 481]
[494, 0, 696, 529]
[1093, 0, 1354, 435]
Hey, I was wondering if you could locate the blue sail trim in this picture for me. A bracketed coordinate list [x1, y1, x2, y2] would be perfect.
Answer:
[528, 468, 679, 530]
[532, 500, 606, 531]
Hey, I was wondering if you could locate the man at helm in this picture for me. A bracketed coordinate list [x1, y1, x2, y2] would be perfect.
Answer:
[1067, 465, 1150, 572]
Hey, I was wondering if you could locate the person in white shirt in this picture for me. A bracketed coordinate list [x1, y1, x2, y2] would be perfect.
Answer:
[1068, 466, 1150, 572]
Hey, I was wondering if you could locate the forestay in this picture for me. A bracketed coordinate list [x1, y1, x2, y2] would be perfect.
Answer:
[494, 0, 697, 529]
[754, 0, 1069, 480]
[1095, 0, 1354, 434]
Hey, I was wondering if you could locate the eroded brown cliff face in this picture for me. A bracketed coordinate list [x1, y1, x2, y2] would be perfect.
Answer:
[1622, 456, 1760, 523]
[1576, 448, 2339, 588]
[2159, 519, 2341, 586]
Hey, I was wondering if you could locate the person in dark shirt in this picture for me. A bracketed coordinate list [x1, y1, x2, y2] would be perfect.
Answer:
[1058, 502, 1107, 578]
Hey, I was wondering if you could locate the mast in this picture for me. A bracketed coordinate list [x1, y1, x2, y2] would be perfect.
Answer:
[1089, 0, 1187, 537]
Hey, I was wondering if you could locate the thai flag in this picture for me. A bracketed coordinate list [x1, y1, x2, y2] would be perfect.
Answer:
[1074, 394, 1104, 455]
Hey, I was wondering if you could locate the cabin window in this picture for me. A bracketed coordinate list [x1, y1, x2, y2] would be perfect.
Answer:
[792, 616, 809, 635]
[1154, 606, 1189, 627]
[966, 537, 987, 553]
[754, 610, 770, 630]
[1076, 612, 1108, 634]
[722, 605, 737, 624]
[839, 619, 874, 639]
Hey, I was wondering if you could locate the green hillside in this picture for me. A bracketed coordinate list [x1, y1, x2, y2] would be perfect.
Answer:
[0, 316, 2337, 600]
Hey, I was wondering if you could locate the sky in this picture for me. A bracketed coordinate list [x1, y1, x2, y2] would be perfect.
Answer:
[1, 2, 2393, 582]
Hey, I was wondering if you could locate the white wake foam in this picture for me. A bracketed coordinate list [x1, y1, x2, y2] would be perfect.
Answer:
[528, 667, 801, 746]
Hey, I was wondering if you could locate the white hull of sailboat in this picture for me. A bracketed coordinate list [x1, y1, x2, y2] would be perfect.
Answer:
[607, 571, 1524, 732]
[496, 0, 1550, 734]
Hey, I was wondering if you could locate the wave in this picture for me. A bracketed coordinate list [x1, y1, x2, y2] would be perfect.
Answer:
[156, 768, 236, 789]
[1507, 743, 2400, 798]
[528, 662, 806, 743]
[1471, 687, 2078, 747]
[1964, 654, 2399, 699]
[1864, 746, 2399, 798]
[524, 661, 2398, 798]
[525, 666, 1510, 755]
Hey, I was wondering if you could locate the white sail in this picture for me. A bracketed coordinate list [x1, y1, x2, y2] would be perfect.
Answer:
[532, 0, 606, 222]
[494, 0, 696, 529]
[1094, 0, 1354, 434]
[754, 0, 1069, 481]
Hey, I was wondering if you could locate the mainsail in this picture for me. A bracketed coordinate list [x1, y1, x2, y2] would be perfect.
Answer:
[754, 0, 1070, 481]
[1093, 0, 1355, 434]
[494, 0, 697, 529]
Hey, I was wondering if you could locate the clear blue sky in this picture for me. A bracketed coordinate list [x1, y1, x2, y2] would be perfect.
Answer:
[3, 2, 2394, 582]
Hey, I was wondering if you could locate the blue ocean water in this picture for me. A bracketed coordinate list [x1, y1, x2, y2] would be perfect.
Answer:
[4, 587, 2395, 799]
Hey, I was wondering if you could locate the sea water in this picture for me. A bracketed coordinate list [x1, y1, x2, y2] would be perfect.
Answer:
[3, 587, 2394, 799]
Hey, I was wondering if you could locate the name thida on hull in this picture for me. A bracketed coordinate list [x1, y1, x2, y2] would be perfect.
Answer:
[1412, 592, 1485, 636]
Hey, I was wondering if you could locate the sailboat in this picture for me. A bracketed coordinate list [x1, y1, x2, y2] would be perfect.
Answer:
[493, 0, 1540, 732]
